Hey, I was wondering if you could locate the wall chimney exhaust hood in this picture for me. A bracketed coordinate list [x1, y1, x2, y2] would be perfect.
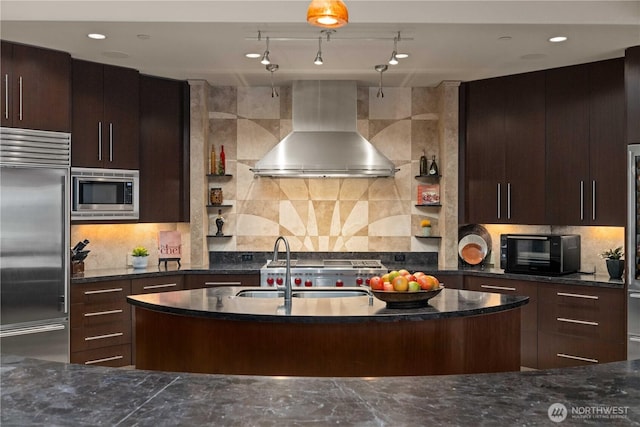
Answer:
[251, 81, 398, 178]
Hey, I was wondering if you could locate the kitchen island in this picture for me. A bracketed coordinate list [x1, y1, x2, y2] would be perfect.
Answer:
[128, 287, 528, 376]
[1, 354, 638, 425]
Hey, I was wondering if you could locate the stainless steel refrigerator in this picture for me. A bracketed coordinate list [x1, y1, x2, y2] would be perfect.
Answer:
[627, 144, 640, 360]
[0, 127, 71, 362]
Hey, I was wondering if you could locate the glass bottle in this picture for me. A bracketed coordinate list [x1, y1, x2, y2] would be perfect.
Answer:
[419, 151, 428, 176]
[210, 145, 216, 175]
[218, 145, 226, 175]
[428, 155, 439, 176]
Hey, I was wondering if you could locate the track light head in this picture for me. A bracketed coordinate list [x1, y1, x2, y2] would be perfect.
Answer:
[388, 51, 399, 65]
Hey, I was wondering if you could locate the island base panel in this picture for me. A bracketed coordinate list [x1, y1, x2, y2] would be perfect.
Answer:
[133, 308, 521, 377]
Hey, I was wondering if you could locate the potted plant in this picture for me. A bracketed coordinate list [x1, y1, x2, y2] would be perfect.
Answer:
[600, 246, 624, 279]
[420, 219, 432, 237]
[132, 246, 150, 269]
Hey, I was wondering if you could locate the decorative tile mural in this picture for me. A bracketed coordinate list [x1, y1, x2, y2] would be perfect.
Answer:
[204, 84, 455, 255]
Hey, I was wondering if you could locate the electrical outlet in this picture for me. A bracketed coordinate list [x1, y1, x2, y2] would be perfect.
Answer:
[394, 254, 405, 262]
[241, 254, 253, 262]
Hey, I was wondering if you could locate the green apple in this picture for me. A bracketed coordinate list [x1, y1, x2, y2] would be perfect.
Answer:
[408, 281, 421, 292]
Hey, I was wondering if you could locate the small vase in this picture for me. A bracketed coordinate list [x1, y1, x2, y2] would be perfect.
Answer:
[132, 256, 149, 269]
[605, 259, 624, 279]
[422, 227, 432, 237]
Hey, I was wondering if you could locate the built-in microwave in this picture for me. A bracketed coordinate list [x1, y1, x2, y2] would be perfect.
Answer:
[500, 234, 581, 275]
[71, 168, 139, 220]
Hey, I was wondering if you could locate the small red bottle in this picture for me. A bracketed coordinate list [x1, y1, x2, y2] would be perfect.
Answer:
[218, 145, 226, 175]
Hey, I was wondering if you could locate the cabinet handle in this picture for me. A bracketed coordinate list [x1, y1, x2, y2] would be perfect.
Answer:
[85, 355, 124, 365]
[630, 293, 640, 299]
[143, 283, 178, 290]
[580, 180, 584, 221]
[481, 284, 516, 291]
[85, 332, 124, 341]
[497, 183, 501, 220]
[556, 291, 598, 300]
[4, 74, 8, 119]
[507, 182, 511, 220]
[98, 121, 103, 161]
[204, 281, 242, 286]
[109, 123, 113, 162]
[84, 309, 123, 317]
[18, 76, 23, 121]
[556, 353, 598, 364]
[84, 287, 123, 295]
[557, 317, 599, 326]
[592, 180, 596, 221]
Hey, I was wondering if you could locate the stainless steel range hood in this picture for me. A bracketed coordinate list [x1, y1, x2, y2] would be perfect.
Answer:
[251, 81, 398, 178]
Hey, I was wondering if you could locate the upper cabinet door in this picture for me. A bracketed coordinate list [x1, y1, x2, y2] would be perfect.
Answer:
[545, 64, 590, 226]
[626, 46, 640, 145]
[588, 58, 625, 226]
[1, 41, 71, 132]
[464, 78, 506, 224]
[72, 59, 139, 169]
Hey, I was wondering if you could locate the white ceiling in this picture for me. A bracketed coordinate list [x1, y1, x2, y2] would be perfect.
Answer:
[1, 1, 639, 87]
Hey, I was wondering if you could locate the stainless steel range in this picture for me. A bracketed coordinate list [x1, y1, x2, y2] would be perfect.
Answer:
[260, 259, 388, 288]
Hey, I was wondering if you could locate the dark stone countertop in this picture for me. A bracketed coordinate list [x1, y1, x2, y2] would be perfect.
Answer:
[2, 355, 638, 426]
[127, 286, 529, 323]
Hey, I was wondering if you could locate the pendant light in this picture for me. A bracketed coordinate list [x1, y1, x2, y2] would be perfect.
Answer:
[375, 64, 387, 98]
[314, 36, 323, 65]
[261, 37, 271, 65]
[307, 0, 349, 29]
[266, 64, 279, 98]
[388, 36, 399, 65]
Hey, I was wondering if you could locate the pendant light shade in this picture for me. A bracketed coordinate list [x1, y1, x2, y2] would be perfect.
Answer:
[307, 0, 349, 29]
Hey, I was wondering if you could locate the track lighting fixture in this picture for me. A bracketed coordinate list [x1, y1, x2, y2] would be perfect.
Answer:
[307, 0, 349, 29]
[314, 36, 323, 65]
[261, 36, 271, 65]
[375, 64, 387, 98]
[266, 64, 279, 98]
[388, 37, 399, 65]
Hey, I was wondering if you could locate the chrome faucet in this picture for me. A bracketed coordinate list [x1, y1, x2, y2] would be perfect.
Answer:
[273, 236, 292, 303]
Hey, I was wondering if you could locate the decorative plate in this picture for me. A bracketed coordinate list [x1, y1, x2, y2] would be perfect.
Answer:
[371, 286, 443, 309]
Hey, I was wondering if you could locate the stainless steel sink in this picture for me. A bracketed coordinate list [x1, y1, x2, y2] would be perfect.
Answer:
[235, 288, 370, 298]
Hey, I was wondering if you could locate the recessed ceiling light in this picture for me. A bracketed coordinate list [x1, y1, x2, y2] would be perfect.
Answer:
[136, 34, 151, 40]
[396, 53, 409, 59]
[245, 53, 261, 59]
[87, 33, 106, 40]
[549, 36, 567, 43]
[498, 36, 512, 41]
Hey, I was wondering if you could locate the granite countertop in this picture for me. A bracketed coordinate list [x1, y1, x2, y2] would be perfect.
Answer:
[127, 286, 529, 323]
[2, 355, 638, 426]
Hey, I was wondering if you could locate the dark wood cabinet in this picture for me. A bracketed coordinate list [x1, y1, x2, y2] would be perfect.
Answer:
[537, 283, 626, 369]
[1, 40, 71, 131]
[464, 276, 538, 368]
[185, 274, 260, 289]
[139, 75, 189, 222]
[464, 71, 545, 224]
[545, 59, 625, 226]
[72, 59, 139, 169]
[626, 46, 640, 145]
[70, 279, 132, 367]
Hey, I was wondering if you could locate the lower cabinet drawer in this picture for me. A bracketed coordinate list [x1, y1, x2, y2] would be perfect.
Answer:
[538, 331, 626, 369]
[71, 321, 131, 351]
[71, 344, 132, 367]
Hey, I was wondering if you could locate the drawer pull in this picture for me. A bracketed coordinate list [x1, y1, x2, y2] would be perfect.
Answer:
[84, 288, 123, 295]
[84, 309, 123, 317]
[557, 317, 599, 326]
[143, 283, 178, 290]
[556, 292, 598, 300]
[556, 353, 598, 363]
[85, 332, 124, 341]
[630, 337, 640, 343]
[84, 355, 124, 365]
[204, 282, 242, 286]
[480, 285, 516, 291]
[630, 293, 640, 299]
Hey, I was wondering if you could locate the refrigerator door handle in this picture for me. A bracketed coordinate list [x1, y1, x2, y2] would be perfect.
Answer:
[0, 323, 65, 338]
